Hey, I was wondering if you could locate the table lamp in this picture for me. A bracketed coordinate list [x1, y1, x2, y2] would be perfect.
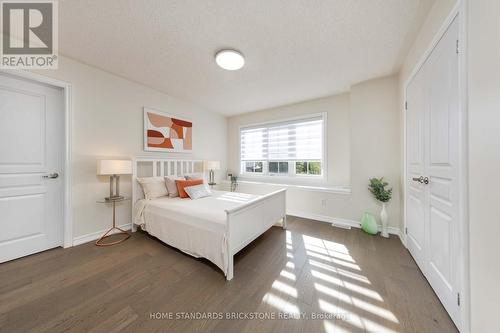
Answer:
[97, 159, 132, 201]
[204, 160, 220, 186]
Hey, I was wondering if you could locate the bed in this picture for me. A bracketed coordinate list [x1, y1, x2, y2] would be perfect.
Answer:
[131, 158, 287, 281]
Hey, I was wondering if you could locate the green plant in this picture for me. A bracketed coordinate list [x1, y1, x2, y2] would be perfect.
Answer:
[230, 175, 238, 192]
[368, 177, 392, 203]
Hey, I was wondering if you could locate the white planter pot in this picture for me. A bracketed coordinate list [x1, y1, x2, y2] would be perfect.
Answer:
[380, 203, 389, 238]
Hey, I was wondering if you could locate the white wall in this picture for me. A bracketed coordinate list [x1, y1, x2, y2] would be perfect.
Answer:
[32, 56, 227, 239]
[467, 0, 500, 331]
[400, 0, 459, 83]
[227, 75, 401, 230]
[350, 75, 401, 231]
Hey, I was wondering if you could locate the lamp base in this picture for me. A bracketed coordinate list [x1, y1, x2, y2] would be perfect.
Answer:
[105, 195, 124, 202]
[209, 170, 215, 185]
[108, 174, 123, 201]
[95, 226, 130, 246]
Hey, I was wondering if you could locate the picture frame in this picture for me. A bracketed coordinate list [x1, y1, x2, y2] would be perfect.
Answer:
[143, 107, 193, 153]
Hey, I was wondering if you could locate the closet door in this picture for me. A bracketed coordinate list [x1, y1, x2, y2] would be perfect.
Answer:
[405, 65, 427, 271]
[405, 16, 461, 328]
[425, 16, 460, 325]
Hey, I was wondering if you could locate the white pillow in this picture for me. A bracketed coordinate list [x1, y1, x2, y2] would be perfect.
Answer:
[184, 173, 204, 181]
[165, 176, 185, 197]
[184, 184, 212, 200]
[137, 177, 168, 200]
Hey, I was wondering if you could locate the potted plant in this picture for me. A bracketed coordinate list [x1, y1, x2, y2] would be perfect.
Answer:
[368, 177, 392, 238]
[230, 175, 238, 192]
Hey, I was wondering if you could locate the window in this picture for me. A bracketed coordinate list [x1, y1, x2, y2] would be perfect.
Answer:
[245, 161, 263, 173]
[295, 161, 321, 175]
[240, 114, 325, 179]
[269, 161, 288, 174]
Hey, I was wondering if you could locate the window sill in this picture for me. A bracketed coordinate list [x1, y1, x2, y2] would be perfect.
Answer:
[221, 180, 351, 195]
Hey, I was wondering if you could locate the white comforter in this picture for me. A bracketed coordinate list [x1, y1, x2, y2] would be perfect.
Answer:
[133, 191, 261, 275]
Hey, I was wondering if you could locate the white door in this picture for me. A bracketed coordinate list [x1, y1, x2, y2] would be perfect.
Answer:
[405, 17, 461, 327]
[405, 65, 427, 271]
[425, 16, 460, 325]
[0, 73, 65, 262]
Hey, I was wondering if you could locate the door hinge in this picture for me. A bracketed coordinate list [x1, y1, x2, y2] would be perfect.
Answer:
[405, 227, 408, 234]
[405, 101, 408, 110]
[457, 293, 461, 306]
[456, 40, 459, 54]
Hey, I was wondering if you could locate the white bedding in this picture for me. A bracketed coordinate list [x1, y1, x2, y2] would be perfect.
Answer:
[133, 190, 262, 275]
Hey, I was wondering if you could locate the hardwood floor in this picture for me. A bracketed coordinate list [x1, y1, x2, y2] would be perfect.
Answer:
[0, 216, 458, 333]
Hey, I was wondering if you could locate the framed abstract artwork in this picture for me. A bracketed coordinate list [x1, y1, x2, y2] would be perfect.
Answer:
[143, 108, 193, 152]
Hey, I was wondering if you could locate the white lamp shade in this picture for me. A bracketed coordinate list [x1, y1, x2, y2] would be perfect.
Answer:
[97, 160, 132, 175]
[204, 160, 220, 170]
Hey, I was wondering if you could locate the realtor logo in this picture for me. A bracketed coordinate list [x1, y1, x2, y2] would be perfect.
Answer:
[1, 0, 58, 68]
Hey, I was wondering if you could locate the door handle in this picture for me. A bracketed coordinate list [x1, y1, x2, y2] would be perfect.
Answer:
[412, 176, 425, 183]
[411, 176, 429, 184]
[43, 172, 59, 179]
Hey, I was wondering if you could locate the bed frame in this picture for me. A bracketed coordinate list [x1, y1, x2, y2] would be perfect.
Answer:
[131, 157, 287, 280]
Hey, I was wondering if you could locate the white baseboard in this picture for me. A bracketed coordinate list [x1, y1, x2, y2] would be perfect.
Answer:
[73, 223, 132, 246]
[288, 211, 401, 236]
[397, 230, 407, 247]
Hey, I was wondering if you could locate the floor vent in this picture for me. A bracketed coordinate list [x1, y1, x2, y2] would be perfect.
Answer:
[331, 223, 352, 230]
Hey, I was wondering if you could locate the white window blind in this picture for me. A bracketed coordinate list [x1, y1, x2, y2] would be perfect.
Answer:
[241, 116, 323, 161]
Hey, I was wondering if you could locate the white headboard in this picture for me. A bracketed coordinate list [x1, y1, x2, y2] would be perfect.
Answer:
[132, 157, 204, 203]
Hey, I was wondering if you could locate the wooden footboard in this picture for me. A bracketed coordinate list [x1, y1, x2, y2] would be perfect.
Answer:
[224, 189, 287, 281]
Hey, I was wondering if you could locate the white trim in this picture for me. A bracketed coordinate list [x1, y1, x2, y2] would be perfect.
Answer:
[402, 2, 469, 331]
[239, 170, 326, 186]
[0, 69, 74, 248]
[458, 1, 470, 332]
[287, 211, 401, 236]
[73, 223, 132, 246]
[225, 180, 351, 195]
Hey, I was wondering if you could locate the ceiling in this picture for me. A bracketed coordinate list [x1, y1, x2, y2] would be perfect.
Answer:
[59, 0, 434, 115]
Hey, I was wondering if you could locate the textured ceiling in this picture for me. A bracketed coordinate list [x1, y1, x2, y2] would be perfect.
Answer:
[59, 0, 434, 115]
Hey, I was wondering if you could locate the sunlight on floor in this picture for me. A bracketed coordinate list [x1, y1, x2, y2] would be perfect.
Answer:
[311, 270, 383, 301]
[262, 292, 301, 315]
[262, 228, 401, 333]
[306, 250, 362, 270]
[272, 280, 298, 298]
[315, 283, 399, 323]
[280, 270, 296, 281]
[302, 234, 350, 254]
[308, 259, 372, 284]
[320, 300, 399, 333]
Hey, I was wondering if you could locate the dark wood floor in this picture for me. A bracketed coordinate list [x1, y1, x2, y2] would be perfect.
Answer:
[0, 216, 457, 333]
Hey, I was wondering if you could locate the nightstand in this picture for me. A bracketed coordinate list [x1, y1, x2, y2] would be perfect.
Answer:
[95, 197, 131, 246]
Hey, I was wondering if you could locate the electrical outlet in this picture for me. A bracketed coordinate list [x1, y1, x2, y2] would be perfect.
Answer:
[321, 199, 327, 207]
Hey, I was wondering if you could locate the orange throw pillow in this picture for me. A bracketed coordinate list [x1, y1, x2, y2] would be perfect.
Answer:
[175, 179, 204, 198]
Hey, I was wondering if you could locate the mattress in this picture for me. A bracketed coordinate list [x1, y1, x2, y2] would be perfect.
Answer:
[134, 190, 261, 275]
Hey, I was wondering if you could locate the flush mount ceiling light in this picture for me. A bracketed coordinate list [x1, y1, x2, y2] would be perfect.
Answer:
[215, 49, 245, 70]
